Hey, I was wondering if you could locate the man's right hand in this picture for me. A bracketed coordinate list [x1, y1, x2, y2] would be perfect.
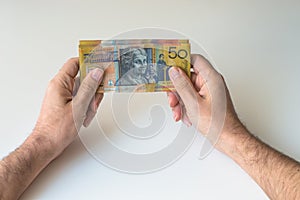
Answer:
[167, 54, 243, 146]
[168, 54, 300, 200]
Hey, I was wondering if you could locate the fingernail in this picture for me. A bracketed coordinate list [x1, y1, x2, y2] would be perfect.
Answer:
[91, 68, 103, 82]
[169, 67, 180, 80]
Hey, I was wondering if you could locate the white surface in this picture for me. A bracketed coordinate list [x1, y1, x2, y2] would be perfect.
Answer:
[0, 0, 299, 199]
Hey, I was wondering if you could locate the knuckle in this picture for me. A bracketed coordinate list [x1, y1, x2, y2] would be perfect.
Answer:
[211, 73, 225, 86]
[191, 54, 205, 63]
[66, 57, 78, 64]
[193, 54, 205, 60]
[48, 77, 59, 90]
[49, 77, 57, 86]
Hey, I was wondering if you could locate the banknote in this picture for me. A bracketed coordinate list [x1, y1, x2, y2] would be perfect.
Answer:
[79, 39, 191, 92]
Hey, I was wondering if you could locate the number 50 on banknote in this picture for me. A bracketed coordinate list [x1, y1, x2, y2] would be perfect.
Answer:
[79, 39, 191, 92]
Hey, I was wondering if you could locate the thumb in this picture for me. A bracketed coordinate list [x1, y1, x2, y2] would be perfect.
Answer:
[72, 68, 104, 128]
[169, 67, 200, 124]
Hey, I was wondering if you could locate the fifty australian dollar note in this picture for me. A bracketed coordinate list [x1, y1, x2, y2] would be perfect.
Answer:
[79, 39, 191, 92]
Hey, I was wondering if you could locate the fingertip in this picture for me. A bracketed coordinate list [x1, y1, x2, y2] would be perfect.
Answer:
[83, 120, 89, 127]
[83, 121, 91, 128]
[83, 110, 95, 127]
[172, 104, 182, 121]
[168, 92, 179, 107]
[182, 114, 192, 127]
[174, 114, 180, 122]
[90, 68, 104, 83]
[169, 67, 180, 81]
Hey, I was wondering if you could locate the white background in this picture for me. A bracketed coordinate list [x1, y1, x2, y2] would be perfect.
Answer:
[0, 0, 299, 199]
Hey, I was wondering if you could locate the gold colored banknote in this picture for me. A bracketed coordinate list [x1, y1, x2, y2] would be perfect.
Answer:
[79, 39, 191, 92]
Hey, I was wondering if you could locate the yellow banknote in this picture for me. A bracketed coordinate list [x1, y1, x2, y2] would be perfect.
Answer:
[79, 39, 191, 92]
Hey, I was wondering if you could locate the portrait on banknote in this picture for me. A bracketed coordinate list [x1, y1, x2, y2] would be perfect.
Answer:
[117, 48, 158, 86]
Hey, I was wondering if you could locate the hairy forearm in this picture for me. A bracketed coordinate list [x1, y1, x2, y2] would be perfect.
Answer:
[218, 125, 300, 200]
[0, 132, 57, 199]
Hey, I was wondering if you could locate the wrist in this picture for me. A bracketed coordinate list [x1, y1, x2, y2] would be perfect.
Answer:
[30, 127, 63, 160]
[215, 122, 251, 156]
[33, 113, 78, 157]
[0, 130, 59, 199]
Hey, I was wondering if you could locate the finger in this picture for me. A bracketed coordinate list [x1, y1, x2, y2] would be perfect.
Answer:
[60, 57, 79, 78]
[181, 105, 192, 127]
[171, 103, 182, 121]
[169, 67, 200, 123]
[191, 73, 201, 92]
[73, 77, 80, 96]
[74, 68, 103, 108]
[169, 67, 199, 102]
[167, 91, 183, 122]
[167, 92, 179, 107]
[73, 68, 104, 127]
[83, 96, 96, 127]
[191, 54, 212, 73]
[83, 110, 95, 127]
[175, 96, 192, 126]
[190, 56, 213, 99]
[94, 93, 104, 111]
[83, 93, 104, 127]
[191, 54, 220, 81]
[169, 93, 192, 126]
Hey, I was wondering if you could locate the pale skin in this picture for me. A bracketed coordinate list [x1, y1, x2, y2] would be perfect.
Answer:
[0, 55, 299, 199]
[0, 58, 104, 199]
[168, 55, 300, 200]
